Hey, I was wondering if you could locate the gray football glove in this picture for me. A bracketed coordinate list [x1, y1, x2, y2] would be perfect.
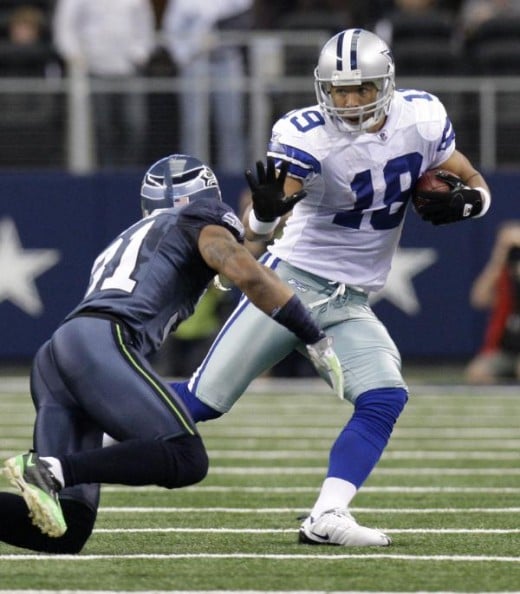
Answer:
[306, 335, 344, 400]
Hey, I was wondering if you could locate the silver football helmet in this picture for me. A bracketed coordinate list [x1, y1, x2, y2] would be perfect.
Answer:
[314, 29, 395, 133]
[140, 154, 221, 217]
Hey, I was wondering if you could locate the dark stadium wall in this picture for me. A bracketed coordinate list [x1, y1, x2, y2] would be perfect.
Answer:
[0, 170, 517, 362]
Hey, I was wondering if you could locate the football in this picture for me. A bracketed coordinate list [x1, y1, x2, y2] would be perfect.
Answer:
[412, 168, 452, 211]
[415, 168, 453, 193]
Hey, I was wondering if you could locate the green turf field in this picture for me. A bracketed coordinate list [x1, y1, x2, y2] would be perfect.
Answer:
[0, 377, 519, 593]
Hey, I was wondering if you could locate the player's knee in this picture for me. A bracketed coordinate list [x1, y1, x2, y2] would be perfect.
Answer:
[351, 387, 408, 446]
[356, 386, 408, 415]
[159, 434, 209, 489]
[170, 381, 223, 422]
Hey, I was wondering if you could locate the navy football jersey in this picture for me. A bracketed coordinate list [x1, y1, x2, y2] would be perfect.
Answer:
[66, 198, 244, 356]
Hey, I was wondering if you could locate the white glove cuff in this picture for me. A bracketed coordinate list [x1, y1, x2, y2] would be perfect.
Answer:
[474, 187, 491, 218]
[248, 210, 280, 235]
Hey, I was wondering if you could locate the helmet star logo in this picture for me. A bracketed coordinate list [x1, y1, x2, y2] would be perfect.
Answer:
[0, 217, 60, 316]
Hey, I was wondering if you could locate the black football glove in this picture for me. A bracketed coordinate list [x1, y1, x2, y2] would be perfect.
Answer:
[414, 171, 485, 225]
[245, 157, 306, 222]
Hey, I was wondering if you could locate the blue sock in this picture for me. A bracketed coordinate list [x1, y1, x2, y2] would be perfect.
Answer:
[170, 381, 222, 422]
[327, 387, 408, 488]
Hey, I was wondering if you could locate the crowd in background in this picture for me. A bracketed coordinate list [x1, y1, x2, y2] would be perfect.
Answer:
[3, 0, 520, 79]
[0, 0, 519, 169]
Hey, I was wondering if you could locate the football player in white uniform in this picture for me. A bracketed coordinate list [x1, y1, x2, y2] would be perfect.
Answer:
[171, 29, 491, 546]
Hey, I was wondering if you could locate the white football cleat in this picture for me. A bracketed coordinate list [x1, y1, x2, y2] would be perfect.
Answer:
[298, 508, 391, 546]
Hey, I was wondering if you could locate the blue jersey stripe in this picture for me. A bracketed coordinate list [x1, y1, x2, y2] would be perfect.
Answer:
[437, 116, 455, 152]
[267, 143, 321, 179]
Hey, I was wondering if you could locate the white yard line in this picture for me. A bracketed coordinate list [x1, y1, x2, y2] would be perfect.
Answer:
[97, 506, 520, 513]
[0, 553, 518, 562]
[199, 427, 520, 438]
[205, 466, 520, 475]
[1, 485, 519, 495]
[3, 465, 517, 478]
[1, 449, 519, 461]
[98, 485, 520, 494]
[91, 527, 520, 535]
[2, 375, 520, 396]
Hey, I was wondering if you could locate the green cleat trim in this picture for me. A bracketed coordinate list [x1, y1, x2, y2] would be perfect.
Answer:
[3, 453, 67, 538]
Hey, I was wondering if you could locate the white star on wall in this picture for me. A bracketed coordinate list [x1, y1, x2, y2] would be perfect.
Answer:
[0, 217, 61, 316]
[370, 247, 438, 315]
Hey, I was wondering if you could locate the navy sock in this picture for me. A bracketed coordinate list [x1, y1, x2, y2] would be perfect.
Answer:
[60, 435, 208, 489]
[327, 387, 408, 487]
[170, 380, 222, 422]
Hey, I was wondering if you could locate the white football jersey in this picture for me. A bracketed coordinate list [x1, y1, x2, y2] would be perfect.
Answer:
[267, 89, 456, 292]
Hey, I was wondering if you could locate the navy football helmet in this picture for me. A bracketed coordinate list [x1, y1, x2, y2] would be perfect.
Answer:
[140, 154, 222, 216]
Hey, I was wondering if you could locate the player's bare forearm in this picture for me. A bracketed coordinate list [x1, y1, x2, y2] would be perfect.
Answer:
[440, 150, 490, 192]
[198, 225, 293, 313]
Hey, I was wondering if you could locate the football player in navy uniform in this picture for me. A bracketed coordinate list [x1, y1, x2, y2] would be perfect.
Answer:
[170, 29, 492, 546]
[0, 154, 342, 553]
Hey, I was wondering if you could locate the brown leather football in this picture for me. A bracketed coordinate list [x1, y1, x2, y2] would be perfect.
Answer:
[412, 168, 452, 210]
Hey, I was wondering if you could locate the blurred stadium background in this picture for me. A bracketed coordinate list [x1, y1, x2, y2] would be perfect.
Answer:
[1, 0, 520, 379]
